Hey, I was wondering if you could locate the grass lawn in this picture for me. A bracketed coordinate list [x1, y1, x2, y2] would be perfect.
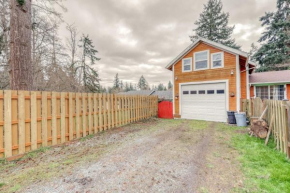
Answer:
[219, 123, 290, 193]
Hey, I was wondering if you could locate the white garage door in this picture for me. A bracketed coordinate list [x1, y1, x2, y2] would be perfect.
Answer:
[181, 83, 227, 122]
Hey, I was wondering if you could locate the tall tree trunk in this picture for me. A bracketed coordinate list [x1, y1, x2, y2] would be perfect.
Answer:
[9, 0, 33, 90]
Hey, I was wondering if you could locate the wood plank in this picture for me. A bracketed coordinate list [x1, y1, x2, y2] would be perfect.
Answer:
[51, 92, 57, 145]
[0, 90, 3, 157]
[115, 95, 118, 127]
[4, 90, 12, 157]
[18, 91, 25, 154]
[75, 93, 80, 138]
[108, 94, 111, 129]
[103, 93, 107, 130]
[122, 95, 125, 125]
[60, 93, 66, 143]
[82, 93, 87, 137]
[93, 94, 98, 133]
[47, 92, 52, 146]
[42, 92, 48, 147]
[99, 93, 103, 131]
[111, 94, 115, 128]
[88, 93, 93, 135]
[69, 93, 74, 140]
[31, 91, 37, 150]
[118, 95, 121, 126]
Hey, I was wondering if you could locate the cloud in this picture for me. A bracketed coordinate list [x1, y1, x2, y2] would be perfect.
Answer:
[59, 0, 277, 88]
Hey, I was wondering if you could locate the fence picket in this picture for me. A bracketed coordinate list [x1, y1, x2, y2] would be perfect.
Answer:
[31, 91, 37, 150]
[0, 90, 157, 159]
[18, 91, 25, 154]
[42, 92, 48, 147]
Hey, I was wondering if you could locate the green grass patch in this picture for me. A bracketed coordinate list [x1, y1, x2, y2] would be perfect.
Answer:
[188, 120, 209, 130]
[0, 183, 5, 188]
[219, 123, 290, 193]
[9, 184, 21, 192]
[22, 146, 51, 159]
[80, 134, 94, 142]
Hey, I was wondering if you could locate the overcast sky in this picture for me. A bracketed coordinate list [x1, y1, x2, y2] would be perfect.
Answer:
[58, 0, 276, 88]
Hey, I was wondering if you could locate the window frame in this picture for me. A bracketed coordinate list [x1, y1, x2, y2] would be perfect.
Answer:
[194, 50, 210, 71]
[255, 84, 286, 100]
[211, 52, 224, 69]
[182, 58, 192, 72]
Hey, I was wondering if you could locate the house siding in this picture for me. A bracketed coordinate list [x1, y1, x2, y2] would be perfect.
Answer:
[173, 42, 238, 117]
[240, 58, 248, 99]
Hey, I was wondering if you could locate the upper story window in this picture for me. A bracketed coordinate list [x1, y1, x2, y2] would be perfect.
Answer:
[194, 50, 209, 71]
[182, 58, 192, 72]
[211, 52, 224, 69]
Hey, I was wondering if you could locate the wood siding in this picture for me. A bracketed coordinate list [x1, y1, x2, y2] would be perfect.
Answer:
[173, 42, 238, 116]
[240, 57, 248, 99]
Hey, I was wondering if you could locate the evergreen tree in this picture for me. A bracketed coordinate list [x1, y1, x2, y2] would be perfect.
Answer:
[78, 34, 101, 93]
[191, 0, 240, 49]
[168, 81, 173, 90]
[157, 83, 166, 91]
[120, 81, 124, 90]
[253, 0, 290, 72]
[124, 82, 130, 92]
[137, 75, 150, 90]
[113, 73, 120, 89]
[129, 83, 134, 91]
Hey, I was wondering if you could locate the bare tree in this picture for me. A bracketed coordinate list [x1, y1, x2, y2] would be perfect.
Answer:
[9, 0, 33, 90]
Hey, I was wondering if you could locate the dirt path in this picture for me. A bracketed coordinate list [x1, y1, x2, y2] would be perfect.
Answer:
[0, 119, 244, 193]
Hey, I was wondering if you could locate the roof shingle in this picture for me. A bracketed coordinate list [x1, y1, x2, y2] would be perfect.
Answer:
[250, 70, 290, 84]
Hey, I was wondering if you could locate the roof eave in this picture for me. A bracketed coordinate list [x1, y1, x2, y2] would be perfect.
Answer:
[165, 37, 249, 70]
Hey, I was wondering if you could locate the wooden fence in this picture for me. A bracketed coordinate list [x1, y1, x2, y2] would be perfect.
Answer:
[242, 98, 290, 158]
[0, 90, 158, 158]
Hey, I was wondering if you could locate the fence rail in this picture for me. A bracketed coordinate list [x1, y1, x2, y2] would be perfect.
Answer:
[0, 90, 158, 158]
[242, 98, 290, 158]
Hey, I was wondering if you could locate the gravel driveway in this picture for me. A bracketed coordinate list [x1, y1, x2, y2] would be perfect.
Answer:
[0, 118, 244, 193]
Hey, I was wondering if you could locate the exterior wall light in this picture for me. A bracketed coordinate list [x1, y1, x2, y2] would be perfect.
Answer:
[175, 76, 178, 80]
[175, 94, 179, 100]
[231, 70, 234, 75]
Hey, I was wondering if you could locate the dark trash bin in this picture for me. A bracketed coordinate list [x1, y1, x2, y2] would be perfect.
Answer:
[227, 111, 237, 124]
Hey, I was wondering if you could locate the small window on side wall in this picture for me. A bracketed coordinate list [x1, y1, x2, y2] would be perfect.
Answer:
[182, 58, 192, 72]
[211, 52, 224, 69]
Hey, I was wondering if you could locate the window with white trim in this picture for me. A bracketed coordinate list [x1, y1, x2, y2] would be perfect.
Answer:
[211, 52, 224, 68]
[256, 85, 286, 100]
[182, 58, 192, 72]
[194, 51, 209, 70]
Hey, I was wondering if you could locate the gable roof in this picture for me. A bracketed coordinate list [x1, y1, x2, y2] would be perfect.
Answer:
[250, 70, 290, 84]
[166, 37, 255, 70]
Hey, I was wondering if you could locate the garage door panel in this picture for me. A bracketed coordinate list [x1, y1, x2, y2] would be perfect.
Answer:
[181, 82, 227, 122]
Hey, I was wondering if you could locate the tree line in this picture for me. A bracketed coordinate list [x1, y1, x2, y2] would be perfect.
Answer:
[191, 0, 290, 72]
[106, 73, 173, 94]
[0, 0, 102, 92]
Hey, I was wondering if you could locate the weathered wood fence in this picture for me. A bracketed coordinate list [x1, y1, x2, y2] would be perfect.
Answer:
[0, 90, 158, 158]
[242, 98, 290, 158]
